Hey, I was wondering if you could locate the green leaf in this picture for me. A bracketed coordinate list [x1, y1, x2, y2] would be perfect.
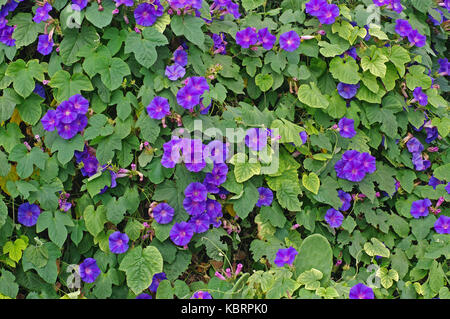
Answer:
[98, 58, 130, 90]
[170, 15, 205, 49]
[8, 145, 48, 179]
[119, 246, 163, 294]
[389, 45, 410, 77]
[255, 73, 273, 92]
[16, 93, 42, 125]
[49, 70, 94, 102]
[329, 56, 360, 84]
[364, 237, 390, 258]
[433, 163, 450, 181]
[276, 181, 302, 211]
[396, 170, 416, 193]
[232, 181, 259, 220]
[302, 172, 320, 195]
[242, 0, 265, 11]
[51, 134, 85, 165]
[10, 13, 44, 48]
[5, 59, 45, 98]
[406, 65, 432, 90]
[0, 123, 24, 153]
[124, 219, 145, 241]
[360, 50, 389, 78]
[156, 280, 174, 299]
[85, 1, 116, 28]
[95, 134, 122, 165]
[297, 268, 323, 290]
[297, 82, 329, 109]
[23, 245, 49, 269]
[59, 26, 98, 65]
[234, 160, 261, 183]
[83, 205, 107, 237]
[3, 238, 27, 263]
[0, 270, 18, 298]
[376, 267, 399, 289]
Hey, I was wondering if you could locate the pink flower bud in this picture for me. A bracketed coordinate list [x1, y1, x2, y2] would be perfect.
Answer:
[215, 272, 226, 281]
[225, 268, 232, 278]
[235, 263, 243, 275]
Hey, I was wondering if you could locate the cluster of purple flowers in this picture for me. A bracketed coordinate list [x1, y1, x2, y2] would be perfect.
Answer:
[17, 202, 41, 227]
[338, 117, 357, 139]
[335, 150, 376, 182]
[324, 208, 344, 228]
[394, 19, 426, 47]
[134, 1, 164, 27]
[349, 283, 374, 299]
[165, 47, 187, 81]
[274, 247, 298, 267]
[337, 83, 360, 100]
[305, 0, 340, 25]
[0, 0, 23, 46]
[405, 137, 430, 171]
[176, 76, 210, 111]
[211, 33, 227, 55]
[168, 0, 202, 10]
[373, 0, 403, 14]
[41, 94, 89, 140]
[209, 0, 241, 19]
[235, 27, 300, 52]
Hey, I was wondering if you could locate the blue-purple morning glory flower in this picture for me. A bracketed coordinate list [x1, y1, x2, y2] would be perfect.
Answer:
[173, 48, 188, 66]
[37, 34, 54, 56]
[170, 221, 194, 246]
[428, 8, 444, 26]
[358, 152, 377, 174]
[395, 19, 412, 37]
[165, 64, 186, 81]
[257, 28, 276, 50]
[338, 190, 352, 211]
[191, 291, 213, 299]
[408, 30, 426, 47]
[136, 293, 152, 299]
[79, 258, 101, 283]
[33, 2, 52, 23]
[134, 2, 161, 27]
[434, 215, 450, 234]
[149, 272, 167, 293]
[56, 101, 78, 124]
[189, 213, 211, 233]
[337, 82, 359, 99]
[183, 197, 207, 216]
[186, 76, 210, 96]
[108, 231, 129, 254]
[324, 208, 344, 228]
[411, 152, 430, 171]
[245, 128, 268, 151]
[185, 182, 208, 202]
[177, 86, 201, 110]
[41, 110, 58, 132]
[235, 27, 258, 49]
[72, 0, 88, 10]
[438, 58, 448, 75]
[300, 131, 308, 145]
[410, 198, 432, 219]
[256, 187, 273, 207]
[425, 127, 438, 143]
[338, 117, 357, 139]
[279, 30, 300, 52]
[147, 96, 171, 120]
[17, 202, 41, 227]
[305, 0, 328, 16]
[413, 87, 428, 106]
[153, 203, 175, 224]
[274, 247, 298, 267]
[316, 3, 340, 25]
[406, 137, 424, 153]
[68, 94, 89, 114]
[56, 121, 78, 140]
[204, 163, 228, 186]
[349, 283, 374, 299]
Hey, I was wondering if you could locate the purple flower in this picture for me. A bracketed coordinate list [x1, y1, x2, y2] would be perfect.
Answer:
[338, 117, 357, 139]
[212, 33, 227, 54]
[204, 140, 229, 164]
[317, 4, 340, 25]
[191, 291, 213, 299]
[149, 272, 167, 293]
[177, 86, 200, 110]
[72, 0, 88, 10]
[183, 197, 207, 216]
[434, 215, 450, 234]
[408, 30, 426, 47]
[170, 222, 194, 246]
[438, 58, 448, 75]
[0, 26, 16, 47]
[300, 131, 308, 145]
[73, 113, 88, 132]
[205, 199, 222, 222]
[257, 28, 276, 50]
[428, 176, 443, 190]
[134, 3, 160, 26]
[69, 94, 89, 114]
[305, 0, 328, 16]
[81, 155, 99, 177]
[256, 187, 273, 207]
[79, 258, 101, 284]
[395, 19, 412, 37]
[165, 64, 186, 81]
[338, 190, 352, 211]
[358, 152, 376, 174]
[413, 87, 428, 106]
[410, 199, 432, 219]
[33, 3, 52, 23]
[136, 293, 152, 299]
[174, 48, 188, 67]
[424, 127, 439, 144]
[343, 159, 366, 182]
[189, 213, 211, 233]
[274, 247, 298, 267]
[245, 128, 268, 151]
[37, 34, 54, 56]
[108, 231, 129, 254]
[41, 110, 58, 132]
[56, 101, 78, 124]
[17, 203, 41, 227]
[279, 30, 300, 52]
[349, 283, 374, 299]
[147, 96, 171, 120]
[337, 82, 359, 99]
[324, 208, 344, 228]
[114, 0, 135, 7]
[186, 76, 210, 95]
[185, 182, 207, 202]
[411, 152, 430, 171]
[153, 203, 175, 224]
[406, 138, 424, 153]
[228, 2, 241, 19]
[56, 121, 78, 140]
[235, 27, 257, 49]
[204, 163, 228, 186]
[389, 0, 403, 13]
[33, 84, 46, 99]
[446, 183, 450, 194]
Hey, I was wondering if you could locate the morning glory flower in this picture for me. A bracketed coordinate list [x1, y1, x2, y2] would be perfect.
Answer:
[56, 101, 78, 124]
[316, 3, 339, 25]
[152, 203, 175, 224]
[434, 215, 450, 234]
[184, 182, 208, 202]
[279, 30, 300, 52]
[41, 110, 58, 132]
[337, 82, 359, 99]
[235, 27, 258, 48]
[56, 121, 79, 140]
[79, 258, 101, 283]
[170, 222, 194, 246]
[72, 0, 88, 10]
[300, 131, 308, 145]
[147, 96, 171, 120]
[68, 94, 89, 114]
[174, 48, 188, 66]
[357, 152, 377, 174]
[413, 87, 428, 106]
[186, 76, 210, 95]
[165, 64, 186, 81]
[37, 34, 54, 56]
[324, 208, 344, 228]
[406, 137, 424, 153]
[410, 199, 432, 219]
[274, 247, 298, 267]
[395, 19, 412, 37]
[191, 291, 213, 299]
[338, 117, 357, 139]
[245, 128, 268, 151]
[349, 283, 374, 299]
[343, 159, 366, 182]
[136, 293, 152, 299]
[305, 0, 328, 16]
[108, 231, 129, 254]
[189, 213, 211, 233]
[408, 30, 426, 47]
[134, 2, 162, 27]
[33, 2, 52, 24]
[17, 203, 41, 227]
[256, 187, 273, 207]
[149, 272, 167, 293]
[176, 86, 201, 110]
[338, 190, 352, 211]
[257, 28, 276, 50]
